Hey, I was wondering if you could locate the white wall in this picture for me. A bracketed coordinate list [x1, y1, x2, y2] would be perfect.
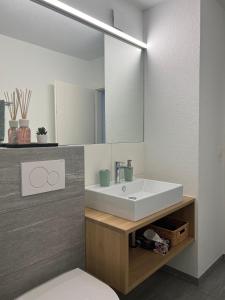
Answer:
[64, 0, 143, 40]
[85, 143, 145, 186]
[0, 34, 104, 142]
[198, 0, 225, 277]
[143, 0, 200, 277]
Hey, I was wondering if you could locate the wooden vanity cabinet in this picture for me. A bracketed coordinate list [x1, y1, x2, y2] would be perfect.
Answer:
[85, 196, 195, 294]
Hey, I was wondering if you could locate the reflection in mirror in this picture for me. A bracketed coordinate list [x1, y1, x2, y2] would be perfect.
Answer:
[55, 82, 105, 144]
[0, 0, 143, 145]
[105, 36, 143, 143]
[0, 0, 104, 144]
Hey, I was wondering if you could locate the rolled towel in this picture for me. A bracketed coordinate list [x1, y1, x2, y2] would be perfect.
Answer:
[0, 100, 5, 142]
[154, 239, 170, 256]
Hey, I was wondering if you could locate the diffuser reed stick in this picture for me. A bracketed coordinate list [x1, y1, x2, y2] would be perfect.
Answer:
[4, 91, 19, 120]
[16, 88, 32, 119]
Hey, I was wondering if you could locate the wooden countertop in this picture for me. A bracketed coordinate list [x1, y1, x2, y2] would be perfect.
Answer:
[85, 196, 195, 234]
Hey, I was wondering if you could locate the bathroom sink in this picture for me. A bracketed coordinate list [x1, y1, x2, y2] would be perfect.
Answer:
[85, 179, 183, 221]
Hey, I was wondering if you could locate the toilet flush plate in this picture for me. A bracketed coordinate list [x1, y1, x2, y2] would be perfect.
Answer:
[21, 160, 65, 196]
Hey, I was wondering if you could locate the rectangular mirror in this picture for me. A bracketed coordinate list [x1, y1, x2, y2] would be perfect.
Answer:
[0, 0, 144, 145]
[105, 35, 144, 143]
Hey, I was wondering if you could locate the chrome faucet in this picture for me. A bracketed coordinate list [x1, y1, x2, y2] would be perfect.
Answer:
[115, 161, 125, 184]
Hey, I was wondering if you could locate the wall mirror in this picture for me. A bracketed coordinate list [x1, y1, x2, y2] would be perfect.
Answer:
[0, 0, 144, 145]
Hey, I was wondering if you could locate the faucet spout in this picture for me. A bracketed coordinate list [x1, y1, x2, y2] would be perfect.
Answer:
[115, 161, 125, 184]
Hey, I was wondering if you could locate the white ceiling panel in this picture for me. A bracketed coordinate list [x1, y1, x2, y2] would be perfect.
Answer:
[127, 0, 168, 10]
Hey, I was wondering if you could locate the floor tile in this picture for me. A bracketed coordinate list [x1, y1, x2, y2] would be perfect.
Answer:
[116, 259, 225, 300]
[198, 259, 225, 298]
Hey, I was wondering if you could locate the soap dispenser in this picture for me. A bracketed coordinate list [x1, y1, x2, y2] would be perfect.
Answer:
[124, 160, 133, 182]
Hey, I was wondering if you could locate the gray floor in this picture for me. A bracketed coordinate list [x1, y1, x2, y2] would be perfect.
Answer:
[117, 257, 225, 300]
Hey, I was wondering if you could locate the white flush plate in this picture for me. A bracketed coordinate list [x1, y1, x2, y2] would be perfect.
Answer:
[21, 160, 65, 196]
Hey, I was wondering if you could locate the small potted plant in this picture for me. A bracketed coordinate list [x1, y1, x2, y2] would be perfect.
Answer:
[36, 127, 48, 144]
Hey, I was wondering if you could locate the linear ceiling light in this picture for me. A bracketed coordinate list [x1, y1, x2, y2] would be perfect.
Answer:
[30, 0, 147, 49]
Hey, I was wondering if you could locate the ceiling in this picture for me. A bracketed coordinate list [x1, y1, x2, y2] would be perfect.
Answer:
[0, 0, 104, 61]
[128, 0, 168, 10]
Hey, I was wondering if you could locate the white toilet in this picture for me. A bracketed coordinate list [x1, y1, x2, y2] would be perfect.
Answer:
[16, 268, 119, 300]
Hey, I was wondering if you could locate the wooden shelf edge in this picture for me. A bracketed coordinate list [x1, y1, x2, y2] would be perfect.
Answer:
[85, 196, 195, 234]
[128, 237, 194, 292]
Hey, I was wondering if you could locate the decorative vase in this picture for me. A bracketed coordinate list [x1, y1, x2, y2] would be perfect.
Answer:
[37, 134, 48, 144]
[8, 120, 18, 144]
[17, 119, 31, 144]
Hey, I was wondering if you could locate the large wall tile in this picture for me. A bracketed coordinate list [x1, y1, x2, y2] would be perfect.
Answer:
[85, 144, 111, 186]
[0, 146, 84, 300]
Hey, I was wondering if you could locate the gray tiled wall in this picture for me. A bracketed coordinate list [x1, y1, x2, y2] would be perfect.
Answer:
[0, 146, 85, 300]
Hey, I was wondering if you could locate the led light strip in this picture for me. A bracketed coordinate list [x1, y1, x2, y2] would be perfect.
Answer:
[30, 0, 147, 49]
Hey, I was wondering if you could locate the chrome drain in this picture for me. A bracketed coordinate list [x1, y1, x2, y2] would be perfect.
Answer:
[122, 185, 126, 192]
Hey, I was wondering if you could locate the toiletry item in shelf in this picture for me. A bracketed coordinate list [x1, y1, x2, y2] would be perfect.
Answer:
[153, 239, 170, 256]
[136, 229, 162, 250]
[136, 235, 155, 250]
[143, 229, 164, 243]
[99, 169, 111, 187]
[124, 160, 133, 182]
[136, 228, 170, 255]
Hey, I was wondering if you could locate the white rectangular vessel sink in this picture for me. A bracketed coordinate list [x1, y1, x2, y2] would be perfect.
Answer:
[86, 179, 183, 221]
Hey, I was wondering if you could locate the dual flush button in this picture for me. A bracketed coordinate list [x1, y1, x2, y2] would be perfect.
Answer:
[21, 160, 65, 196]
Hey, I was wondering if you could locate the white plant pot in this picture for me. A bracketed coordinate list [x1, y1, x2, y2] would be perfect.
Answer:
[37, 134, 48, 144]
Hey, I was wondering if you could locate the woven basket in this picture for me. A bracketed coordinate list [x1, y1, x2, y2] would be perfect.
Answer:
[150, 218, 189, 247]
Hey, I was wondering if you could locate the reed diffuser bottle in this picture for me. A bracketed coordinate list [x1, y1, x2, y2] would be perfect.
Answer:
[4, 91, 19, 144]
[16, 88, 32, 144]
